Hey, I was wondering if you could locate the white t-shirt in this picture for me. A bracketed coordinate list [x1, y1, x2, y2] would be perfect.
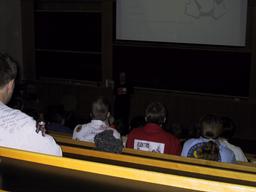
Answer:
[73, 120, 121, 143]
[0, 102, 62, 156]
[218, 138, 248, 162]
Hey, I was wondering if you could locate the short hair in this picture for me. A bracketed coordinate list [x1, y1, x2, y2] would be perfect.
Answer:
[145, 102, 167, 125]
[199, 114, 223, 139]
[0, 53, 17, 88]
[91, 97, 110, 121]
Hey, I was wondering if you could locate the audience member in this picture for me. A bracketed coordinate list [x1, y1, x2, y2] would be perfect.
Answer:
[113, 72, 132, 136]
[126, 102, 181, 155]
[218, 116, 248, 162]
[45, 105, 73, 134]
[72, 97, 121, 142]
[181, 114, 235, 163]
[0, 53, 62, 156]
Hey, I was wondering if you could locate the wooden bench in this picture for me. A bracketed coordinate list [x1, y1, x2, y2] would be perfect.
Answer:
[49, 131, 256, 171]
[0, 146, 256, 192]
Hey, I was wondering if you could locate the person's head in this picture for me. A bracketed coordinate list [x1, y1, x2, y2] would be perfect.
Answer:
[0, 53, 17, 104]
[91, 97, 110, 121]
[119, 72, 126, 85]
[220, 116, 237, 140]
[199, 114, 223, 139]
[46, 106, 66, 125]
[145, 102, 167, 126]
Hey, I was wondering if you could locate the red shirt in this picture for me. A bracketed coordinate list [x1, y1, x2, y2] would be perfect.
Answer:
[126, 123, 181, 155]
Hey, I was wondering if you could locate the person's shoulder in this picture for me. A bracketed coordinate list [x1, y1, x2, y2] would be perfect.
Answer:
[1, 103, 22, 115]
[183, 138, 202, 147]
[127, 127, 143, 139]
[220, 139, 242, 151]
[166, 131, 179, 139]
[219, 145, 236, 163]
[74, 122, 90, 131]
[181, 138, 200, 156]
[108, 126, 119, 133]
[130, 127, 144, 134]
[72, 124, 87, 137]
[37, 134, 62, 156]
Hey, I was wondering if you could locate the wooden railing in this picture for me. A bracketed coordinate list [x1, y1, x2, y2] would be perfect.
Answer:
[49, 131, 256, 170]
[47, 132, 256, 184]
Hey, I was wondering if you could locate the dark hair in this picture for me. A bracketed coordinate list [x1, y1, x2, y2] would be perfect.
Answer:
[199, 114, 223, 139]
[129, 115, 145, 129]
[145, 102, 167, 125]
[46, 105, 66, 124]
[0, 53, 17, 88]
[91, 97, 110, 121]
[220, 116, 236, 140]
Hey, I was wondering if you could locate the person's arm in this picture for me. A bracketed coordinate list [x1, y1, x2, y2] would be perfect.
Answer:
[173, 138, 182, 155]
[24, 132, 62, 156]
[17, 123, 62, 156]
[181, 139, 192, 157]
[126, 131, 135, 148]
[235, 147, 248, 162]
[112, 129, 121, 139]
[165, 136, 182, 155]
[72, 124, 83, 140]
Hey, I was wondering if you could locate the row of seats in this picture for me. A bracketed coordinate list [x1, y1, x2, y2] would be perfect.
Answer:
[0, 143, 255, 192]
[0, 130, 256, 191]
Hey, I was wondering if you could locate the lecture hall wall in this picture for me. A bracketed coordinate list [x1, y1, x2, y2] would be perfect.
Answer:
[0, 0, 256, 144]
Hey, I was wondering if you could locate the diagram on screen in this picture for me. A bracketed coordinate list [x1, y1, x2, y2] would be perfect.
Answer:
[185, 0, 227, 20]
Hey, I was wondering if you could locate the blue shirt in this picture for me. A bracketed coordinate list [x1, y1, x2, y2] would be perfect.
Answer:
[181, 137, 235, 163]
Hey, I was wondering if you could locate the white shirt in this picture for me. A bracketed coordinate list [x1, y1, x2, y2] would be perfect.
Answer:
[218, 138, 248, 162]
[181, 137, 235, 163]
[73, 120, 121, 143]
[0, 102, 62, 156]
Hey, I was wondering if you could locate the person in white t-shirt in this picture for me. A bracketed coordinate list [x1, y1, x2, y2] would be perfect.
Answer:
[0, 53, 62, 156]
[73, 97, 121, 143]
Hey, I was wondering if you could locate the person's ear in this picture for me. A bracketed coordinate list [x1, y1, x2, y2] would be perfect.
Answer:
[107, 112, 110, 118]
[6, 80, 15, 93]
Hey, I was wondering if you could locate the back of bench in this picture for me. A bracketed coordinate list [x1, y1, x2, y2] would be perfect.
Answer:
[50, 131, 256, 174]
[0, 146, 256, 192]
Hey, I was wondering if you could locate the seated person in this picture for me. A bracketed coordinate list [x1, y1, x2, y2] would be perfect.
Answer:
[218, 116, 248, 162]
[181, 114, 235, 163]
[45, 105, 73, 134]
[0, 53, 62, 156]
[72, 97, 121, 143]
[126, 102, 181, 155]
